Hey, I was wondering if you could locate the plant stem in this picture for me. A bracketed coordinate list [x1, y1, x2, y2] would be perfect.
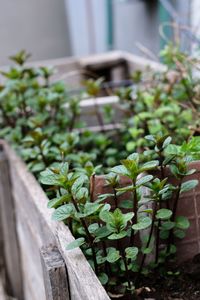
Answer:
[38, 144, 48, 167]
[113, 188, 118, 209]
[155, 200, 161, 264]
[71, 195, 98, 275]
[136, 201, 156, 283]
[93, 97, 105, 132]
[166, 180, 182, 254]
[69, 109, 77, 132]
[158, 150, 169, 209]
[120, 243, 131, 290]
[130, 180, 137, 246]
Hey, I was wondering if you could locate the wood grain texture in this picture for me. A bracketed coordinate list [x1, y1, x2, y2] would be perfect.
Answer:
[0, 147, 23, 299]
[40, 245, 70, 300]
[0, 140, 110, 300]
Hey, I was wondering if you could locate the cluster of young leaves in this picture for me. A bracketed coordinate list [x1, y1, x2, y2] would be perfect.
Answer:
[115, 44, 200, 153]
[40, 134, 199, 298]
[0, 51, 126, 175]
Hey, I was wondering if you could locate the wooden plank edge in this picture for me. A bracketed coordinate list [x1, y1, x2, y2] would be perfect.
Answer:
[40, 245, 70, 300]
[0, 140, 110, 300]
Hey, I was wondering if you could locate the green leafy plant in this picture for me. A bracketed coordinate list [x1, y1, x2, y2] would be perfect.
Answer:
[1, 46, 200, 299]
[39, 135, 199, 298]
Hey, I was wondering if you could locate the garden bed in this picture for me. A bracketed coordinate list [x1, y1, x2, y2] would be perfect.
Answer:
[1, 48, 200, 300]
[0, 51, 163, 300]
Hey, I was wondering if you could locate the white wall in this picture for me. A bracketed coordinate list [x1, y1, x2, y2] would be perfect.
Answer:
[0, 0, 71, 65]
[65, 0, 107, 56]
[113, 0, 160, 57]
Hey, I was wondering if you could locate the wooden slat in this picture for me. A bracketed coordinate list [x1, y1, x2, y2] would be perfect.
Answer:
[1, 140, 110, 300]
[79, 51, 126, 69]
[123, 52, 165, 73]
[0, 272, 7, 300]
[40, 245, 70, 300]
[0, 146, 23, 300]
[15, 202, 47, 300]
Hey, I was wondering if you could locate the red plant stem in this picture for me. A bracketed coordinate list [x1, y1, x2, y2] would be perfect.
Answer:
[113, 188, 118, 209]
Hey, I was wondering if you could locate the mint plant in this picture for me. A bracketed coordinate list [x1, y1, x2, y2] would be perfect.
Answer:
[1, 46, 200, 299]
[39, 135, 199, 298]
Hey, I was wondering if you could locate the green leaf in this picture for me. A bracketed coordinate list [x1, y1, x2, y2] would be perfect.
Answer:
[52, 204, 74, 221]
[71, 175, 87, 195]
[163, 136, 172, 149]
[88, 223, 99, 234]
[175, 216, 190, 229]
[66, 237, 85, 250]
[121, 159, 138, 177]
[136, 175, 153, 186]
[106, 248, 121, 263]
[40, 169, 62, 186]
[156, 208, 172, 220]
[99, 210, 110, 223]
[143, 247, 153, 254]
[119, 200, 133, 209]
[98, 273, 108, 285]
[132, 217, 152, 230]
[145, 135, 156, 143]
[94, 226, 111, 241]
[83, 202, 102, 217]
[169, 244, 177, 254]
[108, 231, 127, 240]
[173, 229, 185, 239]
[123, 212, 134, 223]
[47, 193, 71, 209]
[127, 153, 139, 161]
[76, 187, 89, 201]
[116, 185, 134, 192]
[161, 221, 175, 230]
[125, 247, 138, 260]
[140, 160, 159, 172]
[180, 180, 198, 193]
[111, 165, 129, 177]
[160, 230, 169, 239]
[60, 162, 69, 176]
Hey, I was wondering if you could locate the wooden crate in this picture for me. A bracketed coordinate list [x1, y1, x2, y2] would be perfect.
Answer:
[0, 52, 163, 300]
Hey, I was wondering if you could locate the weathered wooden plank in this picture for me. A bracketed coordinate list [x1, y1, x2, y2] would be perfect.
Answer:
[15, 201, 47, 300]
[40, 245, 70, 300]
[0, 146, 23, 300]
[1, 140, 110, 300]
[0, 201, 4, 271]
[79, 51, 126, 69]
[0, 271, 7, 300]
[124, 52, 165, 73]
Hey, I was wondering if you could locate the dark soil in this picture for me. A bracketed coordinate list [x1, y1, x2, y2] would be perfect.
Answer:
[109, 254, 200, 300]
[136, 254, 200, 300]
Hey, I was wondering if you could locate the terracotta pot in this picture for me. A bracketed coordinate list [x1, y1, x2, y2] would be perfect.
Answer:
[92, 161, 200, 263]
[161, 161, 200, 262]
